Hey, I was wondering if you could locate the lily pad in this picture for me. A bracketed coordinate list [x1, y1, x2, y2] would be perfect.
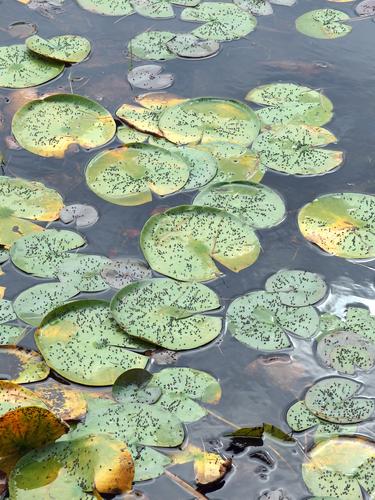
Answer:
[76, 0, 134, 16]
[33, 381, 87, 421]
[60, 204, 99, 228]
[128, 31, 176, 60]
[158, 97, 260, 146]
[298, 193, 375, 259]
[117, 125, 149, 143]
[296, 9, 352, 40]
[110, 278, 222, 350]
[265, 270, 327, 306]
[26, 35, 91, 63]
[227, 290, 320, 351]
[127, 65, 174, 90]
[9, 434, 134, 498]
[57, 254, 110, 292]
[253, 125, 343, 175]
[0, 44, 63, 88]
[245, 83, 333, 127]
[85, 144, 189, 206]
[100, 258, 152, 289]
[0, 326, 26, 346]
[0, 407, 68, 474]
[13, 282, 79, 327]
[193, 181, 285, 229]
[113, 369, 162, 404]
[12, 94, 116, 158]
[10, 229, 85, 278]
[0, 346, 50, 383]
[302, 437, 375, 499]
[141, 205, 260, 281]
[166, 34, 220, 58]
[0, 176, 64, 248]
[0, 381, 48, 418]
[116, 104, 162, 135]
[181, 3, 257, 41]
[132, 446, 171, 481]
[304, 377, 375, 424]
[0, 300, 17, 324]
[35, 300, 148, 385]
[356, 0, 375, 15]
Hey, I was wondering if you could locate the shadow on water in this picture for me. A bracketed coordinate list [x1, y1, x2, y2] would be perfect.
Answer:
[1, 0, 375, 498]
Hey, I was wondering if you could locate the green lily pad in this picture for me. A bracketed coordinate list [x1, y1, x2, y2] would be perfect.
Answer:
[131, 0, 199, 19]
[233, 0, 274, 15]
[0, 249, 8, 264]
[0, 381, 47, 417]
[0, 346, 50, 383]
[302, 437, 375, 499]
[296, 9, 352, 40]
[154, 392, 207, 422]
[128, 31, 176, 60]
[195, 143, 265, 183]
[253, 125, 343, 175]
[9, 434, 134, 498]
[141, 205, 260, 281]
[265, 270, 327, 306]
[13, 282, 79, 327]
[304, 377, 375, 424]
[116, 104, 162, 135]
[181, 3, 257, 41]
[35, 300, 148, 386]
[158, 97, 260, 146]
[10, 229, 85, 278]
[76, 0, 134, 16]
[0, 44, 64, 88]
[110, 278, 222, 349]
[0, 326, 26, 346]
[246, 83, 333, 127]
[57, 254, 110, 292]
[132, 446, 171, 481]
[0, 300, 16, 324]
[227, 290, 320, 351]
[117, 125, 149, 143]
[69, 399, 185, 447]
[26, 35, 91, 63]
[166, 34, 220, 58]
[314, 421, 357, 443]
[12, 94, 116, 158]
[298, 193, 375, 259]
[0, 176, 64, 248]
[100, 258, 152, 289]
[193, 181, 285, 229]
[85, 144, 190, 206]
[113, 369, 162, 404]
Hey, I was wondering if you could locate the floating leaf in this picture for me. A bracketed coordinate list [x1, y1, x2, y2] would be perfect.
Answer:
[0, 346, 50, 383]
[193, 181, 285, 229]
[116, 104, 162, 135]
[85, 144, 189, 206]
[60, 204, 99, 228]
[166, 34, 220, 58]
[141, 205, 260, 281]
[0, 44, 63, 88]
[154, 392, 207, 423]
[265, 270, 327, 306]
[181, 3, 257, 41]
[0, 250, 8, 264]
[0, 326, 26, 346]
[226, 423, 294, 443]
[117, 125, 149, 143]
[253, 125, 343, 175]
[135, 91, 184, 110]
[70, 399, 185, 447]
[233, 0, 273, 15]
[286, 400, 320, 432]
[0, 176, 64, 248]
[13, 282, 79, 327]
[0, 381, 47, 418]
[195, 143, 265, 183]
[158, 97, 260, 146]
[110, 278, 222, 349]
[113, 369, 162, 404]
[0, 407, 68, 474]
[245, 83, 333, 127]
[76, 0, 134, 15]
[10, 229, 85, 278]
[9, 434, 134, 498]
[0, 300, 17, 324]
[33, 381, 87, 421]
[12, 94, 116, 158]
[100, 258, 152, 289]
[57, 254, 110, 292]
[356, 0, 375, 15]
[304, 377, 375, 424]
[26, 35, 91, 63]
[298, 193, 375, 259]
[127, 65, 174, 90]
[227, 290, 320, 351]
[131, 0, 199, 19]
[302, 437, 375, 499]
[17, 0, 65, 18]
[35, 300, 148, 386]
[129, 31, 176, 60]
[173, 445, 231, 484]
[132, 446, 171, 481]
[296, 9, 352, 40]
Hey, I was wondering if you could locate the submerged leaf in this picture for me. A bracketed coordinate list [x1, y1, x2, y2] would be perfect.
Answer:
[110, 278, 222, 350]
[127, 65, 174, 90]
[100, 258, 152, 289]
[296, 9, 352, 40]
[12, 94, 116, 158]
[59, 204, 99, 228]
[298, 193, 375, 259]
[26, 35, 91, 63]
[141, 205, 260, 281]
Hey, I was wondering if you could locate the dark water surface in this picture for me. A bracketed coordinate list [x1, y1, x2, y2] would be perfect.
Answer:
[1, 0, 375, 498]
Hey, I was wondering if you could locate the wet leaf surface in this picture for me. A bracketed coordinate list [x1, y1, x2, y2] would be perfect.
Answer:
[296, 9, 352, 40]
[100, 258, 152, 288]
[127, 65, 174, 90]
[26, 35, 91, 63]
[59, 204, 99, 228]
[0, 346, 50, 383]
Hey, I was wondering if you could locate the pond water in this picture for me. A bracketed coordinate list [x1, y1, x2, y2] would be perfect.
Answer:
[1, 0, 375, 499]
